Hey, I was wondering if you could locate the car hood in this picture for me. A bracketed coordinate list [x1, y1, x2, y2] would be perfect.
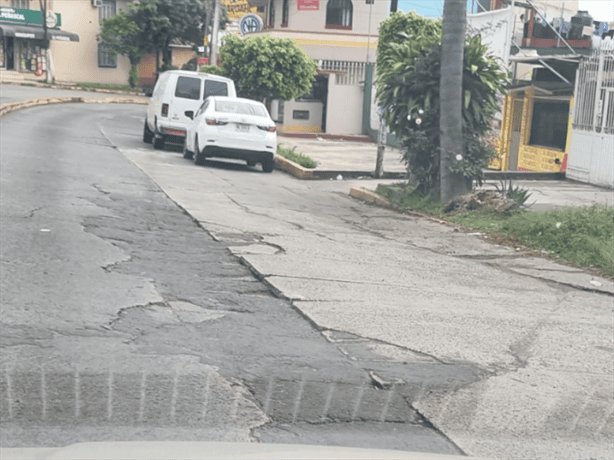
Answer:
[1, 441, 484, 460]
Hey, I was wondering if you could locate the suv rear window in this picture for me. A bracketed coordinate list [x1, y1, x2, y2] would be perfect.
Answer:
[175, 76, 201, 100]
[204, 80, 228, 98]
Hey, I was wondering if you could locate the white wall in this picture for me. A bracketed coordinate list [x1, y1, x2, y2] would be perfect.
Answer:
[51, 0, 131, 84]
[325, 75, 363, 135]
[567, 130, 614, 188]
[282, 99, 324, 132]
[270, 0, 387, 35]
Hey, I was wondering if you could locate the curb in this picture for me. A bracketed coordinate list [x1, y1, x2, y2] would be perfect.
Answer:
[279, 132, 374, 143]
[349, 186, 391, 207]
[1, 80, 145, 97]
[274, 155, 407, 181]
[274, 154, 314, 180]
[0, 96, 148, 118]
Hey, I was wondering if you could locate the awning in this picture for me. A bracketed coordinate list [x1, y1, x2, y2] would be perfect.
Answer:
[0, 23, 79, 42]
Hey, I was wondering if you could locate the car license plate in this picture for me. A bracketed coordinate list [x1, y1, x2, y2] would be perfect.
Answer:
[235, 123, 249, 132]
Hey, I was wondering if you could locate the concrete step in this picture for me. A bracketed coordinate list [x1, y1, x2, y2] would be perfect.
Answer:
[483, 170, 565, 181]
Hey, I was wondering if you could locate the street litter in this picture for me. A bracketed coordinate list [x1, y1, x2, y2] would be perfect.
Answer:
[40, 229, 51, 232]
[336, 174, 343, 180]
[590, 280, 603, 287]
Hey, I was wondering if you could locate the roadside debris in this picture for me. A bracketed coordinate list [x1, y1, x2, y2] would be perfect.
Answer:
[444, 190, 519, 214]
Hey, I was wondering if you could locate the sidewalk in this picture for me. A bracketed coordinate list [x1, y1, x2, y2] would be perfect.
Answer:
[278, 135, 613, 210]
[278, 135, 407, 179]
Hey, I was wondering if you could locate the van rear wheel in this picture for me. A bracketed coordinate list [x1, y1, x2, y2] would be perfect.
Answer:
[153, 136, 165, 150]
[143, 119, 153, 143]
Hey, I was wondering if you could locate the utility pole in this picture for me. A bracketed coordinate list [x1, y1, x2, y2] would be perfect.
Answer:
[210, 0, 222, 66]
[38, 0, 49, 82]
[440, 0, 469, 203]
[365, 0, 386, 178]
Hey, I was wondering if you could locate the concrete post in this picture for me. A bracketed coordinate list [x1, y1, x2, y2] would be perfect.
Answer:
[210, 0, 222, 66]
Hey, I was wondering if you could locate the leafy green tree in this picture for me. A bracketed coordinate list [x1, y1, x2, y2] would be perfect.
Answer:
[99, 10, 148, 87]
[199, 64, 226, 76]
[219, 35, 318, 101]
[99, 0, 210, 78]
[377, 35, 509, 195]
[376, 11, 441, 79]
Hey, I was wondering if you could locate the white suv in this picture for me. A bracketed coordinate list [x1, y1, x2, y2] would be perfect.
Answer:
[143, 70, 237, 150]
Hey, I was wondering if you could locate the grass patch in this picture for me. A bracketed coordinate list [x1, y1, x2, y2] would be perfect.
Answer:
[277, 143, 317, 169]
[376, 183, 614, 277]
[75, 82, 141, 93]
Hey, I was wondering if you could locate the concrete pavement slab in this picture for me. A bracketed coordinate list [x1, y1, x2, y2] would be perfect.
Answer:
[121, 146, 613, 459]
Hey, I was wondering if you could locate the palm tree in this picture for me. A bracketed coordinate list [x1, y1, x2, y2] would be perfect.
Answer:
[440, 0, 469, 203]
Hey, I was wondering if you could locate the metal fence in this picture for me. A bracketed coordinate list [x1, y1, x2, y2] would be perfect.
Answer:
[572, 48, 614, 135]
[319, 60, 367, 86]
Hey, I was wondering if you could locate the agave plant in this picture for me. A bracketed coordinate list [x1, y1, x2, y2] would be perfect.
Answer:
[494, 178, 533, 208]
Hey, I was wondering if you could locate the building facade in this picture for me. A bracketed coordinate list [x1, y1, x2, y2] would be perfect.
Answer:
[247, 0, 387, 135]
[1, 0, 198, 86]
[0, 0, 136, 84]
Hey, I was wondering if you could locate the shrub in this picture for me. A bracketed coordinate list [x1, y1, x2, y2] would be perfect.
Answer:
[377, 28, 509, 194]
[199, 64, 226, 76]
[276, 144, 317, 169]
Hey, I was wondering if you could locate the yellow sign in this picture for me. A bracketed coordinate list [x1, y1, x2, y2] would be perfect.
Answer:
[223, 0, 258, 21]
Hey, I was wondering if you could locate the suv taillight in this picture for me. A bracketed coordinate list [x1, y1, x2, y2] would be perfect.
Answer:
[258, 125, 276, 132]
[161, 103, 169, 117]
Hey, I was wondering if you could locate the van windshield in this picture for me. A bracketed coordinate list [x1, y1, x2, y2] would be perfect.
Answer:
[175, 77, 201, 100]
[215, 100, 268, 117]
[204, 80, 229, 98]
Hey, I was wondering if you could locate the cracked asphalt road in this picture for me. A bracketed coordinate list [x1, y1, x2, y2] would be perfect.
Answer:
[2, 102, 612, 459]
[1, 103, 465, 454]
[119, 118, 613, 457]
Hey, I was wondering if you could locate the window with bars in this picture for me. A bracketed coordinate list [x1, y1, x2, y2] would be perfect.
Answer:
[11, 0, 30, 10]
[281, 0, 289, 27]
[529, 100, 570, 151]
[98, 0, 117, 21]
[98, 44, 117, 68]
[326, 0, 352, 29]
[98, 1, 117, 67]
[268, 0, 275, 28]
[11, 0, 29, 9]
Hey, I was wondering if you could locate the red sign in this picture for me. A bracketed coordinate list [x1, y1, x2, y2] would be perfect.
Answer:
[298, 0, 319, 11]
[198, 57, 209, 66]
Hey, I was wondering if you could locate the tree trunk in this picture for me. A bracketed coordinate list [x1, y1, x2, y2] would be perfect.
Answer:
[440, 0, 469, 204]
[162, 43, 172, 69]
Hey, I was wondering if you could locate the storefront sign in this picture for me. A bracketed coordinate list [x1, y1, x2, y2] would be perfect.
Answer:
[239, 13, 263, 35]
[222, 0, 258, 21]
[298, 0, 319, 11]
[0, 7, 61, 28]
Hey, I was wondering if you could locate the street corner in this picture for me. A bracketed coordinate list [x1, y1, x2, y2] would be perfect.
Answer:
[274, 154, 314, 180]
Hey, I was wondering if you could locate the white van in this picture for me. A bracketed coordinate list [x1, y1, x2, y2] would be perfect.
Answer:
[143, 70, 237, 150]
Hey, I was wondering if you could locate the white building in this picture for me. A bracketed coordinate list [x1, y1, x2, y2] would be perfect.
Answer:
[247, 0, 388, 136]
